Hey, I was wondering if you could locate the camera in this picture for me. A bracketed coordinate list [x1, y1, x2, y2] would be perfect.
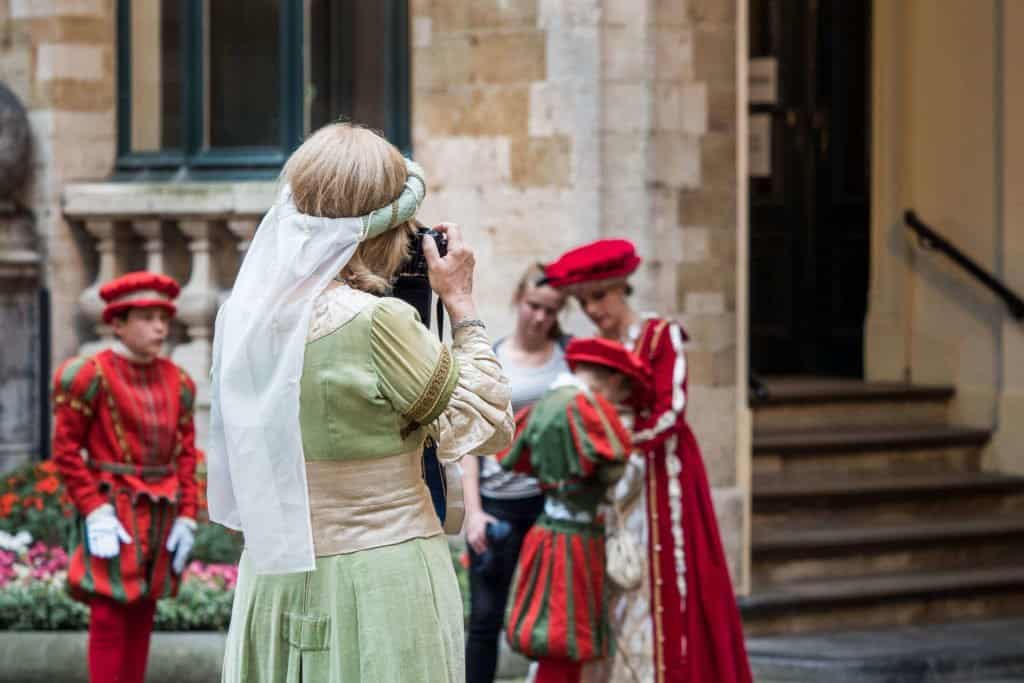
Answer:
[390, 223, 450, 527]
[400, 225, 448, 278]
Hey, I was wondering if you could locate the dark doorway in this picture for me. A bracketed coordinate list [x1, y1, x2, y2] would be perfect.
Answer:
[748, 0, 871, 377]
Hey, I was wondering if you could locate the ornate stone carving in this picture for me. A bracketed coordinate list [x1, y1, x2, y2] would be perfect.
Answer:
[0, 212, 39, 280]
[171, 220, 221, 447]
[78, 220, 119, 357]
[131, 219, 165, 273]
[0, 84, 30, 200]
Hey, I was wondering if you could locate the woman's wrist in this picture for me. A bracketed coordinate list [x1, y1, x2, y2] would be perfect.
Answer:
[443, 294, 477, 322]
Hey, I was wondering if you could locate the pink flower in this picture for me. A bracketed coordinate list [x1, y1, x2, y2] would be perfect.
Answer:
[183, 561, 238, 590]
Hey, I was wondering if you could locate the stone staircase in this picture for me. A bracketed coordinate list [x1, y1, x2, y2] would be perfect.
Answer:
[742, 378, 1024, 636]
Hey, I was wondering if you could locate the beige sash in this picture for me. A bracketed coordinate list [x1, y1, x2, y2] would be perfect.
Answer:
[306, 451, 444, 557]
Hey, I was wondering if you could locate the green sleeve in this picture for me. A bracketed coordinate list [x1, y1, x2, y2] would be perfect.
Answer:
[370, 297, 460, 426]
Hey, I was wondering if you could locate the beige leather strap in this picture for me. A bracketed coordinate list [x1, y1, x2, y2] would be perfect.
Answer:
[442, 463, 465, 535]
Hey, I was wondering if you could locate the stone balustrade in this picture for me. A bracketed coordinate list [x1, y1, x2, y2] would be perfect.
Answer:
[62, 181, 278, 448]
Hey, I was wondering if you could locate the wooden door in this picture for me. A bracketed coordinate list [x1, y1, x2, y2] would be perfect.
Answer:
[749, 0, 871, 377]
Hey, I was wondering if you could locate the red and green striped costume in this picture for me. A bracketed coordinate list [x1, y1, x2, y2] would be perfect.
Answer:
[52, 349, 200, 604]
[498, 379, 631, 663]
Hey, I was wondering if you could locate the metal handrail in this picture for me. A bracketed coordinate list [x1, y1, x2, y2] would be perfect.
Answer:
[904, 210, 1024, 320]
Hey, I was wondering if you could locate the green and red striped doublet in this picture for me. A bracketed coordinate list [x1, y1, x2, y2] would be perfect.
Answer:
[52, 350, 199, 604]
[499, 381, 631, 662]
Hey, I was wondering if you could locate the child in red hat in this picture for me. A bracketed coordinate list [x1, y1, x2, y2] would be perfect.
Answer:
[51, 271, 200, 683]
[545, 239, 753, 683]
[497, 338, 649, 683]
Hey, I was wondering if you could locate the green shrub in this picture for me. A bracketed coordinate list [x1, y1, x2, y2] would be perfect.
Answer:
[153, 579, 235, 631]
[0, 581, 89, 630]
[192, 522, 243, 565]
[0, 578, 235, 632]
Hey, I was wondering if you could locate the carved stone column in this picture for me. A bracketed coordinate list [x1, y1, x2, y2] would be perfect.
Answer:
[171, 219, 220, 448]
[227, 217, 257, 255]
[78, 219, 119, 357]
[131, 218, 165, 273]
[221, 217, 258, 305]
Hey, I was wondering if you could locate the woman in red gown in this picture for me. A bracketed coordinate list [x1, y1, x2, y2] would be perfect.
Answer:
[544, 239, 752, 683]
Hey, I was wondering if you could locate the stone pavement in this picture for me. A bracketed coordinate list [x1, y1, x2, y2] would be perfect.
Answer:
[748, 618, 1024, 682]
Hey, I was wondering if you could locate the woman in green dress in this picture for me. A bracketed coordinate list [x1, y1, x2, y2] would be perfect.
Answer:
[208, 123, 515, 683]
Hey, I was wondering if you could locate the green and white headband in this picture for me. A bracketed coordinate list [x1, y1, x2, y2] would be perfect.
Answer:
[360, 158, 426, 240]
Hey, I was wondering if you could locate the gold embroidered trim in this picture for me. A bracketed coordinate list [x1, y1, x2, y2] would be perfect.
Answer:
[178, 371, 194, 425]
[55, 393, 94, 417]
[92, 360, 133, 464]
[403, 345, 454, 425]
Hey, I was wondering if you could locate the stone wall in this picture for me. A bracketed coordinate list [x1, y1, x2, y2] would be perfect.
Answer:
[0, 0, 750, 588]
[412, 0, 748, 591]
[0, 0, 117, 367]
[990, 0, 1024, 475]
[867, 0, 1024, 475]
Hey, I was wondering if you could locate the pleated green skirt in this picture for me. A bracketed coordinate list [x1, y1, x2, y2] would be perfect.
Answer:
[221, 535, 464, 683]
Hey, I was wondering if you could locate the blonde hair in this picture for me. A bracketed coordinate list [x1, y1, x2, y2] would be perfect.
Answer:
[513, 263, 566, 340]
[565, 277, 632, 299]
[282, 122, 413, 295]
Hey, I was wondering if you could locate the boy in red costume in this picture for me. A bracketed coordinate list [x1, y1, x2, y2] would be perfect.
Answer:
[52, 272, 200, 683]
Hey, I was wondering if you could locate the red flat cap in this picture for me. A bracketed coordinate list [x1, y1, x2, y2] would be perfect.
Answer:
[565, 337, 652, 395]
[100, 271, 180, 323]
[543, 238, 641, 288]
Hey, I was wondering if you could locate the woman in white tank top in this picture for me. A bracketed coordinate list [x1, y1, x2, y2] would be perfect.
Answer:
[462, 264, 568, 683]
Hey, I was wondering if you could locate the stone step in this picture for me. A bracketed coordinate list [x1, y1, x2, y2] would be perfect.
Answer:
[754, 424, 991, 455]
[752, 516, 1024, 585]
[754, 471, 1024, 504]
[742, 566, 1024, 636]
[752, 378, 954, 431]
[747, 618, 1024, 682]
[753, 471, 1024, 528]
[754, 515, 1024, 555]
[754, 424, 989, 476]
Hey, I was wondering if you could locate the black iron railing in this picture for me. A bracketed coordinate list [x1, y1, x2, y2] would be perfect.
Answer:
[904, 210, 1024, 320]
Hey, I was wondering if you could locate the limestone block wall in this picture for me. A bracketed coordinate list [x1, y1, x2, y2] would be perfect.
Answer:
[413, 0, 749, 592]
[411, 0, 599, 339]
[0, 0, 751, 586]
[0, 0, 117, 368]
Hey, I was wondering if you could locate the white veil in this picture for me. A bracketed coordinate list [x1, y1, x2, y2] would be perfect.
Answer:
[207, 161, 426, 575]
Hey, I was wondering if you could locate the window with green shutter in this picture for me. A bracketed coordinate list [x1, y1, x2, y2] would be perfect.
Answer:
[116, 0, 410, 180]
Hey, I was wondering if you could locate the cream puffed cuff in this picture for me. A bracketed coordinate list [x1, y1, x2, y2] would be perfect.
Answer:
[429, 324, 514, 463]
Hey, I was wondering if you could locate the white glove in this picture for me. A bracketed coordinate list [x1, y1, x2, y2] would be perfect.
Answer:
[165, 517, 197, 575]
[85, 505, 132, 559]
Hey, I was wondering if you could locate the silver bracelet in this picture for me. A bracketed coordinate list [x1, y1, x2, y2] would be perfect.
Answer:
[452, 318, 486, 332]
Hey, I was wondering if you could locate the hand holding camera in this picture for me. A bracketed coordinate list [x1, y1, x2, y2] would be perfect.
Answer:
[422, 223, 478, 323]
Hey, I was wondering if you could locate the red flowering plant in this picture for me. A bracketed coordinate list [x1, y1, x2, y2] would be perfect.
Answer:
[0, 461, 74, 546]
[0, 458, 241, 565]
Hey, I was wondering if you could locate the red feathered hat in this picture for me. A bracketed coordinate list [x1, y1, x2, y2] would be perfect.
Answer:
[565, 337, 652, 396]
[100, 271, 180, 323]
[543, 238, 641, 289]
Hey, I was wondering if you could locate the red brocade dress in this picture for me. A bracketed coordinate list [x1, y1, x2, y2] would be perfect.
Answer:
[498, 378, 631, 666]
[52, 349, 200, 603]
[629, 317, 752, 683]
